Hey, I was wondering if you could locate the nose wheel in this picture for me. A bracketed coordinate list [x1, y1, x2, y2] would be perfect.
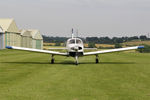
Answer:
[75, 56, 79, 65]
[96, 55, 99, 63]
[75, 61, 78, 65]
[51, 55, 55, 64]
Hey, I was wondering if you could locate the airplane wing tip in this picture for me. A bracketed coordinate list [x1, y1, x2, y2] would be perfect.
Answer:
[6, 46, 13, 49]
[138, 46, 144, 49]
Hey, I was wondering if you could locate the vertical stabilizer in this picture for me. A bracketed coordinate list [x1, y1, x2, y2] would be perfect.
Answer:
[71, 28, 74, 38]
[76, 29, 78, 38]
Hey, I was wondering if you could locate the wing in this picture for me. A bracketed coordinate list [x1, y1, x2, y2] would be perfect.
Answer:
[84, 46, 144, 56]
[6, 46, 68, 56]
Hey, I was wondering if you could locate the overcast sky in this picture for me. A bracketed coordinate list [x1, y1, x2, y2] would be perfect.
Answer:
[0, 0, 150, 37]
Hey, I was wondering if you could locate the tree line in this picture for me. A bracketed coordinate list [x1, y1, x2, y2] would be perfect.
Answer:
[42, 35, 150, 53]
[42, 35, 150, 44]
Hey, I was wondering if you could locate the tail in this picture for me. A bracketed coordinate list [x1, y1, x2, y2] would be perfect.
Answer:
[71, 28, 74, 38]
[71, 28, 79, 38]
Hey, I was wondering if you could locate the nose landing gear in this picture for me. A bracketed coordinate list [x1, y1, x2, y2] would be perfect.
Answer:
[75, 56, 79, 65]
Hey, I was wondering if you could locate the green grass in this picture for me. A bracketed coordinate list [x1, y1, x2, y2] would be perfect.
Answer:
[0, 50, 150, 100]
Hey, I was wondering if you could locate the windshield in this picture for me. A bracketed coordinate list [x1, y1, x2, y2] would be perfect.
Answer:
[69, 39, 82, 44]
[69, 39, 75, 44]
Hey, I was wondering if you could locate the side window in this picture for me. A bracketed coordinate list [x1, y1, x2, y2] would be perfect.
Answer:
[77, 40, 81, 44]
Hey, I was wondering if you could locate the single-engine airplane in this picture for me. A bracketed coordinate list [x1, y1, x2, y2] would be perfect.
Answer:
[6, 29, 144, 65]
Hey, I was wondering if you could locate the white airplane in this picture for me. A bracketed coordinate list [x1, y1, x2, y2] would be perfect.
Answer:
[6, 29, 144, 65]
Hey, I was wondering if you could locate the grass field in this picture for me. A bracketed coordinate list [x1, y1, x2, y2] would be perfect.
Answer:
[0, 50, 150, 100]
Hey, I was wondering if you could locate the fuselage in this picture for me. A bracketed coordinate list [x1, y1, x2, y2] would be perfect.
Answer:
[66, 38, 84, 57]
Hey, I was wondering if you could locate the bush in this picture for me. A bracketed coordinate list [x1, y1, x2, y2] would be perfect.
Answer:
[98, 46, 114, 49]
[115, 43, 122, 48]
[88, 43, 96, 48]
[55, 42, 61, 46]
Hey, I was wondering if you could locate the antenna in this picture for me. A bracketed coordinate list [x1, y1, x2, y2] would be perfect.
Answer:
[71, 28, 74, 38]
[76, 29, 78, 38]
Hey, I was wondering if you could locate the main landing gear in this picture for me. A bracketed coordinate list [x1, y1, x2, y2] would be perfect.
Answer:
[96, 55, 99, 64]
[51, 55, 55, 64]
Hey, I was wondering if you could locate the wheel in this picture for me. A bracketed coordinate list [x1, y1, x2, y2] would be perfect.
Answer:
[75, 56, 79, 65]
[96, 58, 99, 63]
[75, 61, 78, 65]
[51, 58, 54, 64]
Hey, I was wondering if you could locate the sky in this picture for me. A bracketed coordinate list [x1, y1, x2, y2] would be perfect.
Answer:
[0, 0, 150, 37]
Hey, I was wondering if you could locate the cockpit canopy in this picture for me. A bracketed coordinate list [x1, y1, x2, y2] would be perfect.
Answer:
[68, 38, 83, 44]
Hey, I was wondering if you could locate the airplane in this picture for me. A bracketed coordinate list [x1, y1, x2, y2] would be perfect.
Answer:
[6, 29, 144, 65]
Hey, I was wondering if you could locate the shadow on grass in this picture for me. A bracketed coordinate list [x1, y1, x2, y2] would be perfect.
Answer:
[1, 61, 135, 65]
[1, 61, 74, 65]
[77, 62, 135, 65]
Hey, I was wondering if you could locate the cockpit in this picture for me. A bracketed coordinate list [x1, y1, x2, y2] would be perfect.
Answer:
[68, 38, 82, 44]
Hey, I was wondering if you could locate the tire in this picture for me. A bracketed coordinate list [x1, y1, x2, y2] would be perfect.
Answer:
[51, 59, 54, 64]
[96, 59, 99, 63]
[75, 61, 78, 65]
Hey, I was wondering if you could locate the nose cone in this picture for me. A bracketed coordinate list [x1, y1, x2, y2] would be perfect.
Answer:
[74, 46, 78, 50]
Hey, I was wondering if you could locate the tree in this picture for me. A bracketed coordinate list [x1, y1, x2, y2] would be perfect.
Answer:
[140, 35, 147, 41]
[86, 37, 99, 43]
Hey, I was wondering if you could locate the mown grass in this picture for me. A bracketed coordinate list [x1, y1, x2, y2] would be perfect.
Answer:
[0, 50, 150, 100]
